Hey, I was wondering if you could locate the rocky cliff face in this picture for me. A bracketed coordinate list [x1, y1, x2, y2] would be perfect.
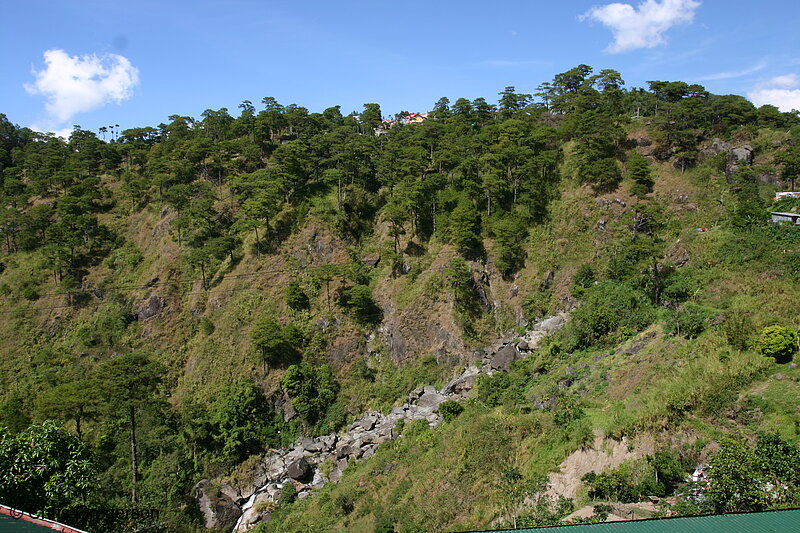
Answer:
[195, 313, 569, 531]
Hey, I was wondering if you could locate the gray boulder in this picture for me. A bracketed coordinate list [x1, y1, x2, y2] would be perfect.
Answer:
[135, 294, 165, 320]
[489, 344, 518, 372]
[195, 479, 242, 530]
[286, 458, 310, 481]
[536, 314, 566, 332]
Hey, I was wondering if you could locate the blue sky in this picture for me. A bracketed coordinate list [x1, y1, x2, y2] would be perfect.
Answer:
[2, 0, 800, 138]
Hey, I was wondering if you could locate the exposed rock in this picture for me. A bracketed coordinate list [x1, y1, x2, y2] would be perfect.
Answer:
[510, 284, 519, 297]
[671, 248, 690, 268]
[314, 317, 339, 333]
[300, 437, 323, 453]
[195, 479, 242, 530]
[596, 219, 607, 231]
[709, 314, 726, 326]
[204, 313, 574, 531]
[362, 256, 381, 268]
[541, 270, 555, 290]
[277, 390, 297, 422]
[236, 492, 273, 532]
[489, 344, 519, 372]
[286, 458, 310, 481]
[135, 294, 165, 320]
[729, 145, 754, 167]
[415, 385, 446, 411]
[537, 314, 566, 332]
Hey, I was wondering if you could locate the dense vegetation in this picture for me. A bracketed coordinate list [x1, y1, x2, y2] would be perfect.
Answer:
[1, 64, 800, 532]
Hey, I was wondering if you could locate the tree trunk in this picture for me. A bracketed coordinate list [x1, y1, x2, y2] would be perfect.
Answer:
[130, 405, 139, 503]
[75, 407, 83, 441]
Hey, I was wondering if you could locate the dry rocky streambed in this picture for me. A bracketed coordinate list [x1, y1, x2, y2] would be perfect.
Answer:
[195, 314, 568, 531]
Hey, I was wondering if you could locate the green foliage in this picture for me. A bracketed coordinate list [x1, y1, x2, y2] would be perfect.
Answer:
[447, 199, 482, 257]
[581, 457, 670, 503]
[337, 284, 380, 326]
[0, 420, 96, 514]
[199, 316, 215, 335]
[665, 304, 715, 339]
[573, 264, 595, 289]
[492, 215, 527, 276]
[437, 399, 464, 422]
[281, 362, 340, 426]
[707, 438, 770, 513]
[209, 380, 284, 465]
[251, 317, 301, 367]
[564, 281, 654, 349]
[0, 394, 31, 433]
[757, 325, 797, 363]
[280, 482, 298, 506]
[722, 309, 755, 351]
[627, 151, 654, 197]
[2, 68, 800, 532]
[285, 280, 310, 311]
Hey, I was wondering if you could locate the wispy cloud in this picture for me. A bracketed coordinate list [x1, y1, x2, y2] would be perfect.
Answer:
[696, 60, 767, 81]
[748, 73, 800, 112]
[580, 0, 701, 53]
[25, 49, 139, 132]
[479, 59, 550, 68]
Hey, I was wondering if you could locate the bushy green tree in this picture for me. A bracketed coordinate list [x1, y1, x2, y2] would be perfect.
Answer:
[627, 152, 654, 197]
[437, 400, 464, 422]
[447, 199, 482, 257]
[281, 362, 339, 426]
[285, 281, 310, 311]
[0, 420, 96, 514]
[337, 284, 380, 325]
[209, 380, 282, 464]
[565, 281, 653, 349]
[757, 325, 797, 363]
[492, 215, 527, 277]
[251, 317, 301, 367]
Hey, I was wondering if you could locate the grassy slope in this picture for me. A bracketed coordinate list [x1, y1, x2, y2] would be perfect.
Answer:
[1, 125, 799, 531]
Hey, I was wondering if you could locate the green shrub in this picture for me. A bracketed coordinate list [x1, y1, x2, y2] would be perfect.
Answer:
[22, 285, 39, 301]
[437, 400, 464, 422]
[665, 304, 713, 339]
[337, 284, 380, 325]
[721, 309, 754, 351]
[333, 490, 355, 515]
[251, 318, 300, 367]
[402, 419, 429, 438]
[565, 281, 653, 349]
[280, 483, 297, 506]
[573, 264, 596, 289]
[199, 317, 215, 335]
[281, 362, 340, 426]
[757, 325, 797, 363]
[285, 280, 310, 311]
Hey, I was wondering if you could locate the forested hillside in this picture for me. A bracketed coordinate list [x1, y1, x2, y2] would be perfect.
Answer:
[1, 65, 800, 533]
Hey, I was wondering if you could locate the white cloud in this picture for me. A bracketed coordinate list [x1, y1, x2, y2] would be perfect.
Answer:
[580, 0, 701, 53]
[696, 60, 767, 82]
[24, 49, 139, 126]
[748, 74, 800, 112]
